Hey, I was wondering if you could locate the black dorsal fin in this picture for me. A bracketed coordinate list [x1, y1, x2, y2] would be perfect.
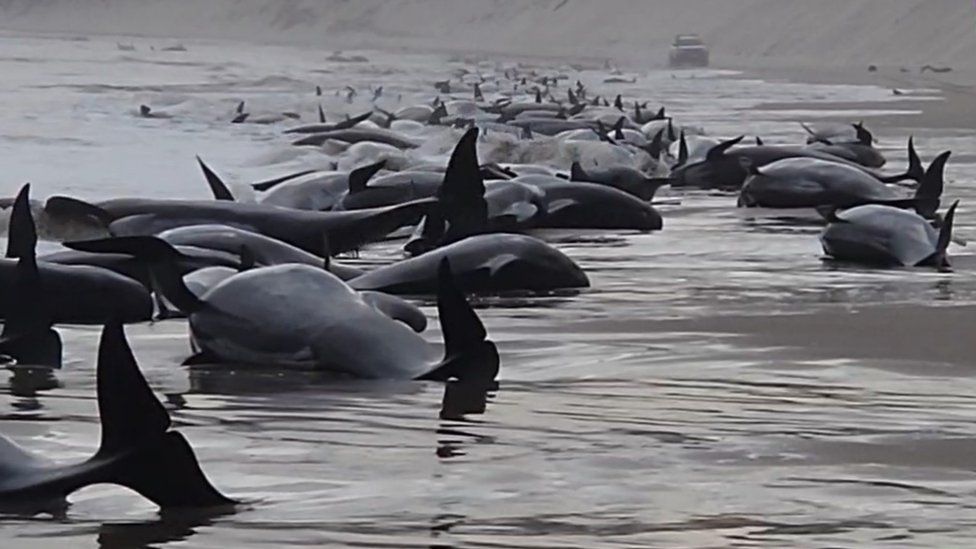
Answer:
[654, 107, 666, 120]
[438, 128, 487, 243]
[906, 136, 924, 181]
[334, 110, 374, 130]
[96, 320, 171, 455]
[646, 129, 664, 160]
[932, 200, 959, 268]
[570, 161, 589, 182]
[474, 82, 484, 101]
[238, 245, 256, 271]
[853, 122, 874, 146]
[613, 94, 623, 111]
[317, 105, 326, 123]
[95, 320, 234, 508]
[347, 160, 386, 194]
[7, 183, 36, 260]
[250, 169, 316, 192]
[0, 254, 61, 368]
[235, 101, 245, 114]
[706, 136, 744, 161]
[755, 136, 764, 146]
[416, 258, 498, 383]
[677, 130, 688, 166]
[196, 157, 235, 201]
[534, 89, 542, 103]
[613, 117, 626, 139]
[666, 119, 676, 142]
[914, 150, 951, 211]
[567, 88, 578, 105]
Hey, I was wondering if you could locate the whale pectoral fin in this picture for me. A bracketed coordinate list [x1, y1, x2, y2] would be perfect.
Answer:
[416, 258, 498, 383]
[546, 198, 579, 216]
[498, 202, 539, 225]
[182, 350, 220, 365]
[484, 254, 520, 276]
[360, 291, 428, 333]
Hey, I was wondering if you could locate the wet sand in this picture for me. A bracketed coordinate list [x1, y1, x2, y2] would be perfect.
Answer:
[577, 303, 976, 370]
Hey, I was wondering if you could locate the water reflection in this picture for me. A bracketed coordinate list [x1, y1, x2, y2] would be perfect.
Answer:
[436, 380, 497, 459]
[97, 507, 235, 548]
[7, 367, 60, 411]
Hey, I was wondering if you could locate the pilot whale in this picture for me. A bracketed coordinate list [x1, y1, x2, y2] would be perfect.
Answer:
[66, 237, 499, 382]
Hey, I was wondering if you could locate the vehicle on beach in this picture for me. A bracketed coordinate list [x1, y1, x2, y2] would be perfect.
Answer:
[668, 34, 709, 68]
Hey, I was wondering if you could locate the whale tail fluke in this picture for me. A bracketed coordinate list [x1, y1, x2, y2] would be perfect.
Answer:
[95, 321, 233, 508]
[417, 258, 498, 383]
[64, 236, 205, 314]
[196, 157, 235, 201]
[878, 137, 926, 185]
[914, 150, 951, 204]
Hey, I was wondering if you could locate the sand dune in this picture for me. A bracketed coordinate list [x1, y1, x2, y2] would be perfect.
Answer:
[0, 0, 972, 71]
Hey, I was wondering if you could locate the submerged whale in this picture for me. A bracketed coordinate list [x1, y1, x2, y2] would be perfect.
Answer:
[820, 201, 959, 268]
[350, 233, 589, 294]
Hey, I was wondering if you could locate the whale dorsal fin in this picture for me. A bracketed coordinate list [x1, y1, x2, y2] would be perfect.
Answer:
[646, 129, 664, 161]
[95, 321, 234, 507]
[853, 122, 874, 146]
[0, 254, 62, 368]
[6, 183, 36, 260]
[196, 157, 235, 201]
[97, 320, 170, 454]
[613, 117, 626, 140]
[705, 136, 744, 161]
[317, 105, 326, 123]
[676, 130, 689, 166]
[570, 161, 589, 182]
[931, 200, 959, 268]
[250, 169, 317, 192]
[347, 160, 386, 194]
[238, 245, 256, 271]
[438, 128, 487, 243]
[416, 258, 498, 383]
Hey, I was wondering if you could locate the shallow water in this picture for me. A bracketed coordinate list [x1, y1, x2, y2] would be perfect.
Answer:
[2, 32, 976, 548]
